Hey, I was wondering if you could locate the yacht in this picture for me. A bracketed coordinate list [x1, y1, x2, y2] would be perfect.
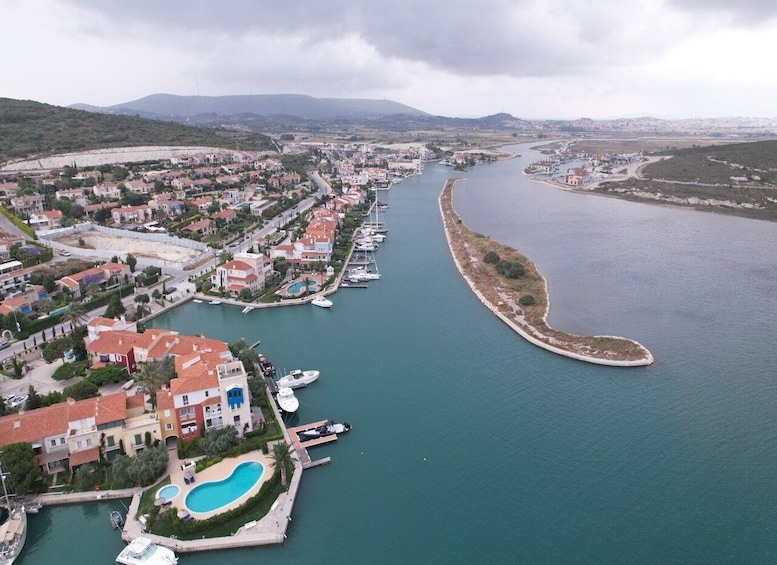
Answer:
[276, 387, 299, 413]
[311, 296, 333, 308]
[115, 537, 177, 565]
[277, 369, 320, 389]
[0, 460, 26, 565]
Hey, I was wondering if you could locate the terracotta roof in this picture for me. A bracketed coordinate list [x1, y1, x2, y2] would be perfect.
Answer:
[70, 446, 100, 466]
[0, 392, 127, 448]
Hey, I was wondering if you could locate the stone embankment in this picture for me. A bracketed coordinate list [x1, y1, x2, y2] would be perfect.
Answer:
[439, 179, 654, 367]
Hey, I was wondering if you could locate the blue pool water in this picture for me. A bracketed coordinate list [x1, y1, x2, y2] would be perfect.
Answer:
[287, 281, 317, 295]
[157, 484, 180, 500]
[185, 461, 265, 513]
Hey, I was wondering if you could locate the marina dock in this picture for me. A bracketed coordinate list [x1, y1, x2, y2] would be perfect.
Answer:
[288, 420, 339, 469]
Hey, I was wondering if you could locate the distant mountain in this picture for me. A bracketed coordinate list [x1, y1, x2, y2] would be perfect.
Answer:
[0, 98, 274, 164]
[75, 94, 429, 121]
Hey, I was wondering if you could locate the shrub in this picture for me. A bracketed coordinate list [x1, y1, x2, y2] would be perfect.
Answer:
[483, 251, 500, 264]
[495, 260, 525, 279]
[519, 294, 536, 307]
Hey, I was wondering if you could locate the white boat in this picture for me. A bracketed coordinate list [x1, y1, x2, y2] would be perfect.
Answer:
[311, 296, 333, 308]
[277, 369, 320, 389]
[192, 299, 203, 304]
[276, 387, 299, 413]
[349, 266, 380, 281]
[116, 537, 177, 565]
[298, 420, 351, 439]
[0, 459, 26, 565]
[209, 300, 221, 305]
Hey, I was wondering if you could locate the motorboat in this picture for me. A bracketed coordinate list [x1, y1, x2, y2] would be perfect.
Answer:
[311, 296, 333, 308]
[276, 387, 299, 413]
[277, 369, 320, 389]
[258, 354, 276, 377]
[110, 510, 124, 530]
[209, 300, 221, 305]
[349, 267, 380, 281]
[0, 459, 26, 565]
[192, 299, 203, 304]
[116, 537, 177, 565]
[298, 420, 351, 440]
[25, 502, 42, 514]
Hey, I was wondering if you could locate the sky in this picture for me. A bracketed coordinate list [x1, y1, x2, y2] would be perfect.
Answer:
[2, 0, 777, 120]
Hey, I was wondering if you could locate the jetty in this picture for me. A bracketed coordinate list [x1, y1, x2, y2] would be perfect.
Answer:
[287, 420, 338, 469]
[439, 178, 654, 367]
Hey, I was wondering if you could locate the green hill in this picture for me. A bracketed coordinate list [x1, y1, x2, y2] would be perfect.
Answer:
[0, 98, 275, 164]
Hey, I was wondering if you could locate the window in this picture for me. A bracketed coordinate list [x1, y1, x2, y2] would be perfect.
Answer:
[106, 436, 115, 447]
[85, 438, 92, 447]
[165, 423, 173, 431]
[50, 439, 57, 447]
[205, 391, 209, 397]
[182, 395, 189, 405]
[134, 434, 142, 446]
[233, 415, 240, 426]
[60, 437, 66, 445]
[164, 410, 171, 417]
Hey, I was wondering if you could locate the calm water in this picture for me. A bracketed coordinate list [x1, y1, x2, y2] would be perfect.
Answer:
[20, 143, 777, 564]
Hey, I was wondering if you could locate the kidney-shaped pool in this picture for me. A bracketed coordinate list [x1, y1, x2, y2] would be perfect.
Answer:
[185, 460, 265, 513]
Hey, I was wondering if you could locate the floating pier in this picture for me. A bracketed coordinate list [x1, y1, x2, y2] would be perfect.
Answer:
[288, 420, 341, 469]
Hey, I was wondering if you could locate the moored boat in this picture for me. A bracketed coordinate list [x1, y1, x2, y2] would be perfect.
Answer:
[116, 537, 177, 565]
[110, 510, 124, 530]
[0, 459, 26, 565]
[298, 420, 351, 439]
[258, 354, 276, 377]
[277, 369, 320, 389]
[311, 296, 333, 308]
[276, 387, 299, 413]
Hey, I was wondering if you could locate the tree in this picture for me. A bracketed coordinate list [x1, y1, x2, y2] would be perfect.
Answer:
[270, 441, 293, 487]
[88, 364, 128, 386]
[136, 363, 163, 409]
[64, 302, 87, 327]
[134, 293, 150, 319]
[152, 289, 162, 304]
[104, 294, 126, 319]
[1, 442, 41, 494]
[302, 276, 313, 296]
[125, 253, 137, 273]
[62, 379, 100, 400]
[25, 385, 42, 411]
[238, 287, 252, 301]
[199, 426, 239, 458]
[519, 294, 536, 307]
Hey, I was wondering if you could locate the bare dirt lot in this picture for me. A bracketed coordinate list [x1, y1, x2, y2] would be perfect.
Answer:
[55, 231, 201, 262]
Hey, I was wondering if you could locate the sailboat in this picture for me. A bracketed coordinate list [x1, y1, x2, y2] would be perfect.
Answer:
[0, 458, 26, 565]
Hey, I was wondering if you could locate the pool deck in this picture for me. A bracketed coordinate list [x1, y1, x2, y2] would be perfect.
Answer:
[121, 389, 305, 552]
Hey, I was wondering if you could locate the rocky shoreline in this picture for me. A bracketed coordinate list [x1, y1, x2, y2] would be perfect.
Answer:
[439, 178, 654, 367]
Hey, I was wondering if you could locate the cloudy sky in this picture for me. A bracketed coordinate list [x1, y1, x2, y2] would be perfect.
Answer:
[2, 0, 777, 119]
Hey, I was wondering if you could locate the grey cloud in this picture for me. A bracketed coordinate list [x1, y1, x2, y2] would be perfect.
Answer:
[60, 0, 694, 78]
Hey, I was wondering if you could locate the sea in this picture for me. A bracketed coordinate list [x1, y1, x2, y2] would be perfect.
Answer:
[20, 142, 777, 564]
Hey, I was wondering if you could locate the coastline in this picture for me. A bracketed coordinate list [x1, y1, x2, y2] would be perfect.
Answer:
[439, 178, 654, 367]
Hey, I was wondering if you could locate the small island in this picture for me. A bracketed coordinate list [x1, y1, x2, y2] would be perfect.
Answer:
[439, 179, 654, 367]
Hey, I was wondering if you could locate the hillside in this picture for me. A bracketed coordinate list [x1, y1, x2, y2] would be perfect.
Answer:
[594, 139, 777, 221]
[77, 93, 429, 121]
[0, 98, 274, 164]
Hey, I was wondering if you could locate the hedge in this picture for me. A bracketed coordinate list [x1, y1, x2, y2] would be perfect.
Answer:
[0, 205, 36, 239]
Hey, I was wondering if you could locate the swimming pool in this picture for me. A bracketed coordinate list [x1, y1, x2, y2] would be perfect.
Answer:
[287, 280, 317, 295]
[185, 461, 265, 513]
[157, 484, 180, 500]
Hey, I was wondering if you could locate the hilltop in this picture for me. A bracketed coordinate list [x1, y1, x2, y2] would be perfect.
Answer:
[0, 98, 274, 165]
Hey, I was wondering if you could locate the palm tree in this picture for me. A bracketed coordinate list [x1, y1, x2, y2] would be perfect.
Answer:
[134, 293, 150, 319]
[64, 302, 87, 327]
[302, 276, 313, 296]
[270, 441, 293, 487]
[136, 363, 164, 409]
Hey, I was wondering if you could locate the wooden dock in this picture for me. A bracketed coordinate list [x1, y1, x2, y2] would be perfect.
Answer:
[288, 420, 340, 469]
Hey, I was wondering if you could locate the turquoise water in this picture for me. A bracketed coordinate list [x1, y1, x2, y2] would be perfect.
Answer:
[185, 461, 265, 513]
[156, 484, 180, 500]
[286, 281, 316, 295]
[19, 142, 777, 564]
